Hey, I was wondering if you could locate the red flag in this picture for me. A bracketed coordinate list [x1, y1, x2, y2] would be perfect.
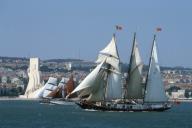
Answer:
[156, 27, 162, 32]
[115, 25, 123, 30]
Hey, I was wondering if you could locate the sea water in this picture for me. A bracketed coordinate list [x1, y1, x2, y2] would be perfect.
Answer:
[0, 100, 192, 128]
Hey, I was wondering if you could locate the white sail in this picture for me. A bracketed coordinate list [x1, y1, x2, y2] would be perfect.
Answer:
[96, 35, 120, 71]
[42, 77, 58, 98]
[71, 61, 105, 99]
[86, 72, 105, 101]
[99, 35, 119, 58]
[30, 86, 46, 98]
[127, 37, 143, 99]
[72, 34, 122, 102]
[57, 78, 65, 97]
[144, 38, 168, 103]
[96, 34, 122, 100]
[58, 78, 65, 88]
[105, 71, 122, 100]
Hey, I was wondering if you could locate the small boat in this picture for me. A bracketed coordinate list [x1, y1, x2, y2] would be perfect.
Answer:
[50, 99, 75, 105]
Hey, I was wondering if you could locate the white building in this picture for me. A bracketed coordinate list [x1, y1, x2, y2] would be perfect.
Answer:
[64, 61, 95, 70]
[16, 70, 28, 78]
[24, 58, 42, 98]
[171, 89, 185, 99]
[1, 76, 7, 84]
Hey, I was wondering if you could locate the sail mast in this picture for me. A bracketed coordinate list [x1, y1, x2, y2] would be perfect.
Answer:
[104, 64, 110, 101]
[104, 33, 115, 101]
[113, 33, 120, 60]
[103, 34, 116, 101]
[124, 32, 136, 99]
[143, 34, 156, 102]
[128, 32, 137, 75]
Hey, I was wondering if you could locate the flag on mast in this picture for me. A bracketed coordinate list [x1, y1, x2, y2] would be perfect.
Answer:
[156, 27, 162, 32]
[115, 25, 123, 30]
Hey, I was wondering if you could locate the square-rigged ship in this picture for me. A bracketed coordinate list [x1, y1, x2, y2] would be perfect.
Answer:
[68, 33, 172, 112]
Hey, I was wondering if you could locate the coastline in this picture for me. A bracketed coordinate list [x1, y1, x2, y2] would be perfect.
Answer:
[169, 98, 192, 103]
[1, 97, 192, 103]
[0, 97, 40, 101]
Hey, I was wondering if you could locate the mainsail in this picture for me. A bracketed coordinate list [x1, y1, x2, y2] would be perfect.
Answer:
[126, 33, 143, 99]
[144, 35, 168, 103]
[105, 71, 122, 100]
[71, 34, 122, 102]
[96, 34, 122, 101]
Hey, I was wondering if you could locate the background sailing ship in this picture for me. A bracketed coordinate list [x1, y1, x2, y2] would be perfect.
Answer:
[40, 75, 76, 105]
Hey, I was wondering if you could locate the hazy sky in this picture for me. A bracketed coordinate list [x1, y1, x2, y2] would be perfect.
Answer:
[0, 0, 192, 67]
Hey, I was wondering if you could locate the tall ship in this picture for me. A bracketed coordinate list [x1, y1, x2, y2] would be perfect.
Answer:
[42, 75, 76, 105]
[69, 33, 172, 112]
[47, 75, 75, 99]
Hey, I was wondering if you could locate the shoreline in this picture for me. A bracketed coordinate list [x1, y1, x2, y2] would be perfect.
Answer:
[1, 97, 192, 103]
[0, 97, 40, 101]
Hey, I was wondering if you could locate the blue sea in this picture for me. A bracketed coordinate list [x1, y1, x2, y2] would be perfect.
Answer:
[0, 100, 192, 128]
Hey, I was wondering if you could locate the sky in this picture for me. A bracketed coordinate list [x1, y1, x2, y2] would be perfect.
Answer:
[0, 0, 192, 67]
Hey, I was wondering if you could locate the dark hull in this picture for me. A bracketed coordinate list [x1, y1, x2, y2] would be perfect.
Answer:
[76, 102, 171, 112]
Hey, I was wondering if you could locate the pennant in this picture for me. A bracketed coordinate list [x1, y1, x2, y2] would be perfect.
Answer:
[115, 25, 123, 30]
[156, 27, 162, 32]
